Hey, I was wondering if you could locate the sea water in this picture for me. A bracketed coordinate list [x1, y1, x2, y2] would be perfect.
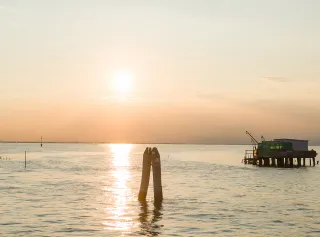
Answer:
[1, 143, 319, 236]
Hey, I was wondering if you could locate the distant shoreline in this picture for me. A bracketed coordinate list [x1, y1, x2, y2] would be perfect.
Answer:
[0, 141, 319, 146]
[0, 141, 248, 145]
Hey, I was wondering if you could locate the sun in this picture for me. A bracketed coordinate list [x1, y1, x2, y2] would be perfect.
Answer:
[113, 71, 132, 93]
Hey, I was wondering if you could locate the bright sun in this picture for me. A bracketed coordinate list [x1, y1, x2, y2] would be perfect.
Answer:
[113, 71, 132, 93]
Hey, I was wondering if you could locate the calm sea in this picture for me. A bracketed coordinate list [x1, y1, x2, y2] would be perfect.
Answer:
[0, 143, 319, 236]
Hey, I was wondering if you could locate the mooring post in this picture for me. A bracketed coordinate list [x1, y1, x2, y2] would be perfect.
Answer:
[138, 147, 152, 201]
[151, 147, 163, 203]
[25, 151, 26, 169]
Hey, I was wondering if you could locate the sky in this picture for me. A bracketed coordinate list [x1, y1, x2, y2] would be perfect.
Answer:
[1, 0, 320, 144]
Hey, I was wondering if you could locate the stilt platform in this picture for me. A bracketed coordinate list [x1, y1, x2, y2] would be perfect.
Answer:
[243, 132, 318, 168]
[243, 150, 317, 168]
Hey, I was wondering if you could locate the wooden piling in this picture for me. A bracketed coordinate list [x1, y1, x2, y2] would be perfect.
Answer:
[289, 158, 294, 168]
[252, 158, 257, 165]
[280, 158, 284, 167]
[138, 147, 152, 201]
[284, 157, 287, 168]
[312, 157, 315, 166]
[297, 158, 301, 167]
[310, 159, 312, 166]
[263, 158, 270, 166]
[272, 158, 276, 167]
[25, 151, 26, 169]
[303, 158, 306, 167]
[276, 158, 280, 167]
[259, 158, 262, 167]
[151, 147, 163, 203]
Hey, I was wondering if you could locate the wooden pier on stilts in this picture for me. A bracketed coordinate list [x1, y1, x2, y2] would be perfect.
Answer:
[243, 131, 318, 168]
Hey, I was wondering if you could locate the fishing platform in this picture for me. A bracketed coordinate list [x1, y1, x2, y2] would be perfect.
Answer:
[243, 131, 318, 168]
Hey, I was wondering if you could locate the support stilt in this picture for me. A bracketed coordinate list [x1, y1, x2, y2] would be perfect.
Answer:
[289, 158, 294, 168]
[312, 157, 315, 166]
[259, 158, 262, 167]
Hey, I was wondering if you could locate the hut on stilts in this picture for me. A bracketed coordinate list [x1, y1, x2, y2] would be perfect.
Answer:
[243, 131, 317, 168]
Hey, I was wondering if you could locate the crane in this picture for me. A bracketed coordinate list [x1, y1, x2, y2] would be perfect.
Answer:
[245, 131, 259, 145]
[245, 131, 259, 160]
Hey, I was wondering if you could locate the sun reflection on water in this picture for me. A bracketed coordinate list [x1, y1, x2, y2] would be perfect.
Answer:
[102, 144, 135, 231]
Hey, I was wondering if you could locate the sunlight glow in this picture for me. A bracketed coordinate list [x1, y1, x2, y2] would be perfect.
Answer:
[112, 71, 133, 93]
[102, 144, 135, 231]
[109, 144, 133, 167]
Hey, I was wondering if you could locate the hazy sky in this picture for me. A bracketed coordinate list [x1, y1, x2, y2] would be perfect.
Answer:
[1, 0, 320, 144]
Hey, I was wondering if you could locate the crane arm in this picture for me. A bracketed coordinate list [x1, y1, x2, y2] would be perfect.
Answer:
[246, 131, 259, 144]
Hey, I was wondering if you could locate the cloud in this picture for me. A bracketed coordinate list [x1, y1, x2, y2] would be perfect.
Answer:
[260, 77, 290, 82]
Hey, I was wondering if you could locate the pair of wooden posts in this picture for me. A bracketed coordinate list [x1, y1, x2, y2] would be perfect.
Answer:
[138, 147, 163, 202]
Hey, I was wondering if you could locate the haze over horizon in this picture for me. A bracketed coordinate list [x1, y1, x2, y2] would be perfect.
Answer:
[1, 0, 320, 144]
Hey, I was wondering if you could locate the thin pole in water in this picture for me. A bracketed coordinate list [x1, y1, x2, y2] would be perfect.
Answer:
[25, 151, 26, 168]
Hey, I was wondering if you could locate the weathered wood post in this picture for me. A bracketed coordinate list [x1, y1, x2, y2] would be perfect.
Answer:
[25, 151, 27, 169]
[297, 158, 301, 167]
[272, 158, 276, 167]
[252, 158, 257, 165]
[280, 158, 285, 167]
[151, 147, 163, 203]
[289, 158, 294, 168]
[138, 147, 152, 201]
[312, 157, 315, 166]
[303, 158, 306, 167]
[309, 158, 312, 166]
[259, 158, 262, 167]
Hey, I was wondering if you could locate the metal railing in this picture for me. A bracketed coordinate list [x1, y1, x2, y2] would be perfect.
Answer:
[244, 150, 255, 159]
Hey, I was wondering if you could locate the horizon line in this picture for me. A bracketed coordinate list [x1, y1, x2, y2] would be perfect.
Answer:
[0, 141, 319, 146]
